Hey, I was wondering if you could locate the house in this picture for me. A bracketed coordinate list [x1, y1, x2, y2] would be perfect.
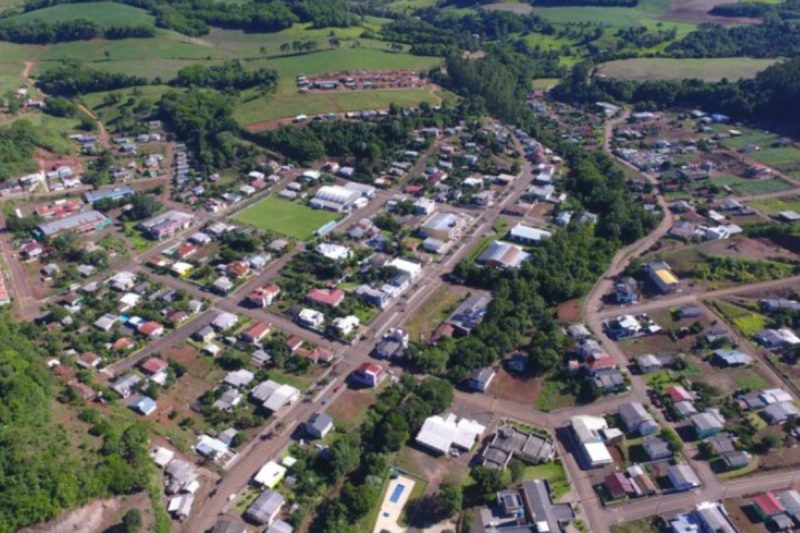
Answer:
[478, 479, 574, 533]
[242, 321, 271, 344]
[350, 362, 386, 388]
[645, 261, 680, 293]
[447, 294, 492, 335]
[247, 284, 281, 308]
[415, 413, 486, 455]
[615, 276, 639, 304]
[570, 415, 613, 468]
[604, 314, 641, 339]
[674, 400, 698, 418]
[251, 380, 300, 413]
[604, 472, 634, 500]
[138, 321, 164, 338]
[266, 521, 293, 533]
[755, 328, 800, 348]
[253, 461, 287, 489]
[480, 425, 554, 469]
[305, 412, 334, 439]
[332, 315, 360, 337]
[212, 312, 238, 331]
[466, 367, 496, 392]
[671, 502, 737, 533]
[111, 373, 142, 398]
[356, 285, 390, 309]
[721, 451, 750, 470]
[297, 308, 324, 329]
[211, 520, 247, 533]
[642, 436, 672, 461]
[373, 328, 409, 359]
[636, 353, 665, 374]
[618, 402, 658, 436]
[132, 395, 157, 416]
[668, 464, 701, 491]
[761, 402, 800, 425]
[194, 325, 216, 342]
[592, 368, 626, 393]
[141, 357, 168, 381]
[753, 492, 786, 521]
[713, 349, 752, 367]
[778, 490, 800, 519]
[244, 489, 285, 526]
[213, 389, 242, 411]
[307, 288, 345, 308]
[477, 241, 529, 269]
[385, 257, 422, 279]
[108, 271, 137, 292]
[666, 385, 694, 403]
[224, 369, 255, 389]
[77, 352, 101, 369]
[691, 409, 725, 438]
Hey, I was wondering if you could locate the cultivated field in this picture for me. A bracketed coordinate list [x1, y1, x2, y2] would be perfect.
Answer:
[230, 196, 340, 240]
[598, 57, 776, 81]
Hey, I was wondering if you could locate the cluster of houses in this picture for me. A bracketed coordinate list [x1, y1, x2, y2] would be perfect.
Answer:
[297, 69, 424, 92]
[568, 324, 627, 395]
[1, 164, 82, 197]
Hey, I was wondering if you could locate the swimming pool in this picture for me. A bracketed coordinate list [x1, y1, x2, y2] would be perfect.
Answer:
[389, 483, 406, 504]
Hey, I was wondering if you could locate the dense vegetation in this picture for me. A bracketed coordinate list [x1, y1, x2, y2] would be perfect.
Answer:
[158, 89, 253, 168]
[556, 58, 800, 126]
[667, 21, 800, 58]
[531, 0, 638, 6]
[0, 120, 71, 181]
[171, 61, 278, 92]
[37, 64, 148, 97]
[0, 18, 154, 43]
[0, 313, 153, 531]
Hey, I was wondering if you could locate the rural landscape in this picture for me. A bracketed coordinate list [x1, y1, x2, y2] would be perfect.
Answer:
[1, 0, 800, 532]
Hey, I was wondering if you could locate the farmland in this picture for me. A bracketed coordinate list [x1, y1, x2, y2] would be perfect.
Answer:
[230, 196, 340, 240]
[750, 196, 800, 215]
[598, 57, 776, 81]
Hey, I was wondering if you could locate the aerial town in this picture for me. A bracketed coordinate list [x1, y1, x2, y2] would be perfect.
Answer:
[1, 1, 800, 533]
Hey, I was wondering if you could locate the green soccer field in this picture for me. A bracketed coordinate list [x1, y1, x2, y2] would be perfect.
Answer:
[230, 196, 341, 240]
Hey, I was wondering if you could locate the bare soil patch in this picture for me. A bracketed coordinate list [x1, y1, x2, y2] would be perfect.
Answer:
[660, 0, 761, 25]
[556, 299, 582, 322]
[327, 389, 376, 430]
[487, 367, 541, 406]
[35, 149, 83, 174]
[21, 493, 152, 533]
[702, 236, 799, 262]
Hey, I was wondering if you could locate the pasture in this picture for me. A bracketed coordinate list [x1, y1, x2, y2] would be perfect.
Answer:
[6, 2, 154, 26]
[750, 197, 800, 215]
[230, 196, 340, 240]
[709, 176, 792, 195]
[598, 57, 776, 81]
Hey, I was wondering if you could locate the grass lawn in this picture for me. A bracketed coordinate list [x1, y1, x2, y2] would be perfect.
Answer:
[535, 378, 577, 412]
[399, 473, 429, 526]
[405, 285, 464, 341]
[231, 196, 340, 240]
[7, 2, 155, 26]
[597, 57, 776, 82]
[711, 300, 768, 336]
[522, 462, 570, 500]
[534, 0, 674, 26]
[730, 368, 769, 390]
[709, 176, 792, 195]
[122, 221, 157, 252]
[750, 196, 800, 215]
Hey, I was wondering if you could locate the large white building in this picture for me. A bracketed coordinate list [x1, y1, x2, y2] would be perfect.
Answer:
[309, 182, 374, 212]
[415, 413, 486, 455]
[570, 415, 613, 468]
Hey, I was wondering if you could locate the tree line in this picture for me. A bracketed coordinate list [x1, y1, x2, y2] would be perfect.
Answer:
[0, 18, 154, 43]
[171, 60, 278, 91]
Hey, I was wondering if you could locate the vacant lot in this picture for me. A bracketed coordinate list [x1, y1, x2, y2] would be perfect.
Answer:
[231, 196, 340, 240]
[710, 300, 768, 336]
[598, 57, 775, 82]
[328, 389, 376, 431]
[711, 176, 792, 195]
[405, 285, 469, 341]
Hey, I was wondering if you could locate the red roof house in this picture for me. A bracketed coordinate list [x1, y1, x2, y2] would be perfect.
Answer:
[242, 321, 271, 344]
[307, 288, 345, 308]
[247, 284, 281, 308]
[666, 385, 694, 403]
[604, 472, 634, 500]
[138, 321, 164, 338]
[753, 492, 785, 519]
[141, 357, 168, 375]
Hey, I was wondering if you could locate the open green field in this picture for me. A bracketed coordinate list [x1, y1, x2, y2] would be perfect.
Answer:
[598, 57, 776, 82]
[230, 196, 340, 240]
[0, 60, 23, 95]
[750, 196, 800, 215]
[6, 2, 154, 26]
[535, 0, 671, 26]
[711, 300, 768, 336]
[710, 176, 792, 195]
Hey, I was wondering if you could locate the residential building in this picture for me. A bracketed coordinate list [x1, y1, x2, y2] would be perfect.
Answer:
[467, 367, 496, 392]
[244, 490, 285, 526]
[480, 425, 554, 469]
[419, 212, 465, 241]
[570, 415, 613, 469]
[614, 276, 639, 304]
[478, 479, 574, 533]
[305, 412, 334, 439]
[668, 464, 701, 491]
[713, 349, 752, 367]
[253, 461, 287, 489]
[645, 261, 680, 293]
[297, 308, 324, 329]
[307, 287, 345, 308]
[761, 402, 800, 425]
[642, 436, 672, 461]
[83, 185, 134, 204]
[618, 402, 659, 436]
[691, 410, 725, 438]
[447, 294, 492, 335]
[349, 362, 386, 388]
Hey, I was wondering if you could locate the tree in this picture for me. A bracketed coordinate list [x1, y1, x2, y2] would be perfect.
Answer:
[280, 42, 290, 54]
[121, 509, 142, 532]
[470, 466, 504, 503]
[438, 483, 462, 518]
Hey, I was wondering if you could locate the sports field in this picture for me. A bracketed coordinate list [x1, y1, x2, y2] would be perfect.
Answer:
[598, 57, 776, 81]
[230, 196, 340, 240]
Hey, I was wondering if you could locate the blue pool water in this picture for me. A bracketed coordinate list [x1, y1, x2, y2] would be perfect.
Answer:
[389, 483, 406, 504]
